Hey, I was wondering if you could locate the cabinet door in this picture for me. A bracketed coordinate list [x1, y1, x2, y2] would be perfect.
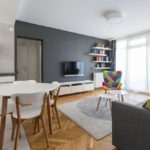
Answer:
[94, 73, 104, 88]
[84, 83, 94, 91]
[59, 85, 70, 96]
[70, 84, 83, 94]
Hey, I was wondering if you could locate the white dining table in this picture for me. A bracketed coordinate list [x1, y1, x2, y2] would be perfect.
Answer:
[0, 83, 55, 150]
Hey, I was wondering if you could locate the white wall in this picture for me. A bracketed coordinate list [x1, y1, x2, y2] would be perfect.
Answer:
[0, 23, 14, 73]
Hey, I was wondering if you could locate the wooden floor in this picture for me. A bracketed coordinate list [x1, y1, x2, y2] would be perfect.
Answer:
[23, 89, 117, 150]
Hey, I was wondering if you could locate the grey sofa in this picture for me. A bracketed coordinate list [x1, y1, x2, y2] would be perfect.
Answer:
[112, 101, 150, 150]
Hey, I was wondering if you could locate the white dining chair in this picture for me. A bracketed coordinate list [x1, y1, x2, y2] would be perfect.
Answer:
[13, 80, 37, 85]
[11, 92, 49, 150]
[34, 81, 61, 134]
[48, 81, 61, 133]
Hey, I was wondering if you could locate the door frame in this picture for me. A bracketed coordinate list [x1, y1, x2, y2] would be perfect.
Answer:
[15, 36, 43, 82]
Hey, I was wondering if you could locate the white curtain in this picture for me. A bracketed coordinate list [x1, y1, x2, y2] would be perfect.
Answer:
[116, 32, 150, 93]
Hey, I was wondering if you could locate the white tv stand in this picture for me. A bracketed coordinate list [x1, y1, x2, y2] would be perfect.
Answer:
[59, 80, 94, 96]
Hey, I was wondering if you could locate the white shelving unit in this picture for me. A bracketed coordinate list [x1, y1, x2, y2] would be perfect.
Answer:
[89, 53, 107, 57]
[93, 67, 111, 70]
[93, 61, 111, 63]
[92, 47, 112, 51]
[89, 46, 112, 71]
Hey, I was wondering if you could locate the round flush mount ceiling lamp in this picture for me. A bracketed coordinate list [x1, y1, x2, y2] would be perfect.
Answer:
[105, 11, 123, 25]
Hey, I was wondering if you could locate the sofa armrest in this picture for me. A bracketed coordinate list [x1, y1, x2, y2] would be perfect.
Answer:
[112, 101, 150, 150]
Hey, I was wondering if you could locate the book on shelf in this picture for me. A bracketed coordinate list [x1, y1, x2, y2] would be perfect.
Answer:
[91, 49, 106, 55]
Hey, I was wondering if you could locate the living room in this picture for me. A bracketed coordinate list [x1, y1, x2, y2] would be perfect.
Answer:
[0, 0, 150, 150]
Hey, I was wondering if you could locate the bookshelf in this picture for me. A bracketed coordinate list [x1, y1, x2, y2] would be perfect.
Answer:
[89, 46, 112, 71]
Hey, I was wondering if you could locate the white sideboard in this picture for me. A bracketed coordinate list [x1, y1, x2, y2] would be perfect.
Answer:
[59, 80, 94, 96]
[0, 76, 15, 83]
[93, 72, 104, 88]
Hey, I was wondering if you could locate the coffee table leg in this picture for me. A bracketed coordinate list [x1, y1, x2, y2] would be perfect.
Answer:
[105, 99, 108, 106]
[121, 95, 124, 103]
[108, 99, 112, 111]
[118, 94, 120, 101]
[0, 96, 8, 150]
[96, 97, 101, 111]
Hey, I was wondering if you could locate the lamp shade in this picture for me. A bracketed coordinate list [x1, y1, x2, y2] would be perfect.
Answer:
[105, 11, 123, 24]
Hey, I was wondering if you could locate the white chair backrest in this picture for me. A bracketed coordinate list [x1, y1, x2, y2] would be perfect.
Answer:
[11, 92, 45, 107]
[13, 80, 37, 85]
[52, 81, 60, 89]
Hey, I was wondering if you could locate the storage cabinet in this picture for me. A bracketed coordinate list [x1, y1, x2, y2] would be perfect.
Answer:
[59, 80, 94, 96]
[93, 72, 104, 88]
[70, 84, 84, 94]
[0, 76, 15, 83]
[59, 85, 70, 95]
[84, 83, 94, 91]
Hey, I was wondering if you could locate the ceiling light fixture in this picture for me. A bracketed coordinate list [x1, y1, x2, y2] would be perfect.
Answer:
[105, 11, 123, 25]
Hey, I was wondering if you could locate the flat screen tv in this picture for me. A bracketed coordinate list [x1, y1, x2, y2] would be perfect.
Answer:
[64, 61, 84, 77]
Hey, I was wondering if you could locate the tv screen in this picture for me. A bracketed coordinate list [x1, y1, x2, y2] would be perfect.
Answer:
[64, 61, 84, 76]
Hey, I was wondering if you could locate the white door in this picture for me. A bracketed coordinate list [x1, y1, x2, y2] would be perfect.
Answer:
[17, 38, 41, 82]
[17, 45, 28, 80]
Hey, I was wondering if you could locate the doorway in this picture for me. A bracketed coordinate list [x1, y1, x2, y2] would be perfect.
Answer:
[16, 38, 42, 82]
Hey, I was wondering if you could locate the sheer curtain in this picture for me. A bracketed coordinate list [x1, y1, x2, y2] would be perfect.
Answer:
[116, 33, 150, 93]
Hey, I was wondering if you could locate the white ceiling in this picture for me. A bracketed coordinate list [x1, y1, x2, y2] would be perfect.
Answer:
[17, 0, 150, 39]
[0, 0, 20, 25]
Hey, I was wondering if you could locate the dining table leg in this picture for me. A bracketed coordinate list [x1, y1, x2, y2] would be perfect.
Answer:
[0, 96, 9, 150]
[46, 95, 52, 134]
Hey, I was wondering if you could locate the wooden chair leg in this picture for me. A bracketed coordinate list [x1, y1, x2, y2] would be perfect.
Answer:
[0, 96, 8, 150]
[33, 117, 40, 134]
[33, 117, 38, 134]
[37, 118, 40, 132]
[14, 120, 21, 150]
[52, 107, 55, 118]
[11, 115, 16, 141]
[53, 105, 61, 128]
[32, 118, 35, 124]
[41, 116, 49, 148]
[47, 97, 52, 134]
[96, 97, 101, 111]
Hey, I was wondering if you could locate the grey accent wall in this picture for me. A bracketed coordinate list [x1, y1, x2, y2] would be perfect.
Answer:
[15, 21, 109, 82]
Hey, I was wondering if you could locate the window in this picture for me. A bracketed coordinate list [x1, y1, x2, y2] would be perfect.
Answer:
[116, 34, 150, 93]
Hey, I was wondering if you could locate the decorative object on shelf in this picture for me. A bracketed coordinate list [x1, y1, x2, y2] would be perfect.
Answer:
[106, 57, 109, 61]
[96, 42, 106, 47]
[101, 63, 105, 67]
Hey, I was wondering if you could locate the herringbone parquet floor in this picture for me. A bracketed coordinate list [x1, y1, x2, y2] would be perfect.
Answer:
[23, 89, 117, 150]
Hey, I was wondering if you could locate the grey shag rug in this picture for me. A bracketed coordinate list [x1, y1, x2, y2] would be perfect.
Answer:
[58, 97, 112, 140]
